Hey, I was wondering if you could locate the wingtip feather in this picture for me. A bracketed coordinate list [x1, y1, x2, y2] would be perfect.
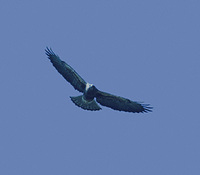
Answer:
[142, 104, 153, 113]
[45, 47, 56, 57]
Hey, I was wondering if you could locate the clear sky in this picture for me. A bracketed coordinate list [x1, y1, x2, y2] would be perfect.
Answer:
[0, 0, 200, 174]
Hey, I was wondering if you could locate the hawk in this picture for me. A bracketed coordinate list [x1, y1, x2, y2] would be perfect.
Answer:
[45, 47, 152, 113]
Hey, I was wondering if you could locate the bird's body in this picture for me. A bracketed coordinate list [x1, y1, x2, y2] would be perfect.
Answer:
[45, 47, 152, 113]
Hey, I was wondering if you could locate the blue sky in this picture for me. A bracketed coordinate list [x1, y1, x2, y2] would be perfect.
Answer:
[0, 0, 200, 174]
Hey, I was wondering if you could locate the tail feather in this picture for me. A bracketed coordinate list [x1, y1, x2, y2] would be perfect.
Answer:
[70, 95, 101, 111]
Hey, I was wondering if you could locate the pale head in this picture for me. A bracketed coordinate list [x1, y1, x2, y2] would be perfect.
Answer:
[85, 82, 93, 91]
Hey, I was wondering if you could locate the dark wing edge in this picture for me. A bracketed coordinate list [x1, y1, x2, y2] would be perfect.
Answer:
[45, 47, 86, 92]
[95, 90, 153, 113]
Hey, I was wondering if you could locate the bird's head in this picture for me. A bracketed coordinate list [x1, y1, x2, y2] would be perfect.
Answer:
[85, 83, 98, 98]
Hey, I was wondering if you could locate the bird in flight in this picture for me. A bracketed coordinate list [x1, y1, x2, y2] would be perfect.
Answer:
[45, 47, 152, 113]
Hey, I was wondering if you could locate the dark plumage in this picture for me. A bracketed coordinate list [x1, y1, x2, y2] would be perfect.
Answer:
[45, 47, 152, 113]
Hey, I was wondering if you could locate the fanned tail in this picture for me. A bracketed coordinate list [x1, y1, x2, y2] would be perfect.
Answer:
[70, 95, 101, 111]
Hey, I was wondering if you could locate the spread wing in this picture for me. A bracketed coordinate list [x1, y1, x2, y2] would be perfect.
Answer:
[45, 47, 86, 92]
[96, 91, 152, 113]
